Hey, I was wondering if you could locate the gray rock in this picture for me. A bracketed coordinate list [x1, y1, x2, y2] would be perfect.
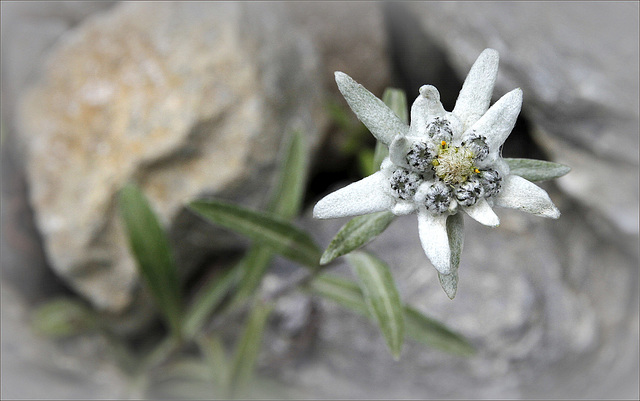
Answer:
[281, 4, 640, 395]
[401, 2, 639, 235]
[274, 193, 637, 398]
[15, 2, 328, 312]
[286, 2, 391, 95]
[1, 282, 129, 399]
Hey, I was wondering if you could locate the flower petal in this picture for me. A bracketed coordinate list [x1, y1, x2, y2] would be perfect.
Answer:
[494, 175, 561, 218]
[467, 88, 523, 159]
[446, 212, 464, 269]
[389, 136, 411, 168]
[464, 198, 500, 227]
[417, 209, 452, 274]
[409, 85, 446, 137]
[438, 271, 458, 300]
[335, 72, 408, 145]
[313, 171, 394, 219]
[391, 201, 416, 216]
[453, 49, 499, 130]
[437, 213, 464, 299]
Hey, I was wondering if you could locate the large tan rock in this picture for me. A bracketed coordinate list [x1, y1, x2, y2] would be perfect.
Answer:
[17, 2, 329, 312]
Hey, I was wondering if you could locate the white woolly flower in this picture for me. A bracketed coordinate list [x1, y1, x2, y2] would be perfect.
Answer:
[313, 49, 561, 297]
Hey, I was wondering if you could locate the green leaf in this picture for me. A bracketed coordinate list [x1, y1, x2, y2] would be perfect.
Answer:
[327, 99, 369, 157]
[505, 158, 571, 182]
[382, 88, 409, 124]
[183, 266, 242, 339]
[31, 298, 97, 338]
[326, 100, 354, 133]
[404, 306, 475, 356]
[156, 357, 214, 383]
[347, 251, 405, 359]
[307, 274, 370, 315]
[307, 274, 474, 356]
[197, 335, 230, 388]
[438, 213, 465, 300]
[370, 140, 389, 175]
[320, 211, 395, 265]
[189, 199, 321, 268]
[357, 148, 376, 177]
[119, 184, 182, 336]
[228, 245, 274, 309]
[267, 129, 308, 220]
[233, 130, 309, 305]
[228, 302, 273, 397]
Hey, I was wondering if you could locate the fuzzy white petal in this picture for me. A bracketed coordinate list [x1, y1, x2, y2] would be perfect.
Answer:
[391, 201, 416, 216]
[410, 85, 446, 137]
[463, 198, 500, 227]
[335, 72, 408, 145]
[468, 88, 522, 158]
[417, 209, 452, 275]
[389, 136, 411, 168]
[313, 171, 393, 219]
[438, 271, 458, 300]
[453, 49, 499, 130]
[494, 175, 561, 218]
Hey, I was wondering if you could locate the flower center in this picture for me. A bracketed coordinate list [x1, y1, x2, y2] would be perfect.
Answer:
[432, 142, 477, 185]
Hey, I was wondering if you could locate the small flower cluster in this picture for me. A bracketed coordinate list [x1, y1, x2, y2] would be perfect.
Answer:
[386, 130, 501, 215]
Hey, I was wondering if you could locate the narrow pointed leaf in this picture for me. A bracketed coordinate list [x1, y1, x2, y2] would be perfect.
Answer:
[156, 357, 215, 383]
[189, 200, 320, 268]
[197, 335, 230, 388]
[31, 298, 98, 338]
[447, 212, 464, 270]
[382, 88, 409, 124]
[505, 158, 571, 182]
[347, 251, 405, 359]
[437, 271, 459, 301]
[307, 274, 370, 315]
[438, 213, 465, 299]
[320, 211, 395, 265]
[119, 184, 181, 336]
[307, 274, 474, 356]
[229, 246, 275, 308]
[183, 266, 242, 339]
[267, 129, 308, 220]
[357, 148, 376, 179]
[184, 127, 312, 335]
[404, 306, 475, 356]
[228, 302, 273, 397]
[370, 141, 389, 175]
[235, 130, 309, 305]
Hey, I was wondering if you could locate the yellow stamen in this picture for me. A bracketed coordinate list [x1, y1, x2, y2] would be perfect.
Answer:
[441, 140, 447, 147]
[474, 168, 480, 174]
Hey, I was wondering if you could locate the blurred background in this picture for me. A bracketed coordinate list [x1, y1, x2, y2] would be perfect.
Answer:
[2, 2, 638, 399]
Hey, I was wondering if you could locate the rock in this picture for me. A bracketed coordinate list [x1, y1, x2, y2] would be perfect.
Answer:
[1, 282, 129, 399]
[0, 2, 118, 129]
[279, 4, 639, 397]
[287, 2, 391, 95]
[399, 2, 639, 235]
[16, 2, 328, 312]
[272, 195, 637, 398]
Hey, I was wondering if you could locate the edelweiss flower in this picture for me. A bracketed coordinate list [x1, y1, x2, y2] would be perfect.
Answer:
[314, 49, 560, 298]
